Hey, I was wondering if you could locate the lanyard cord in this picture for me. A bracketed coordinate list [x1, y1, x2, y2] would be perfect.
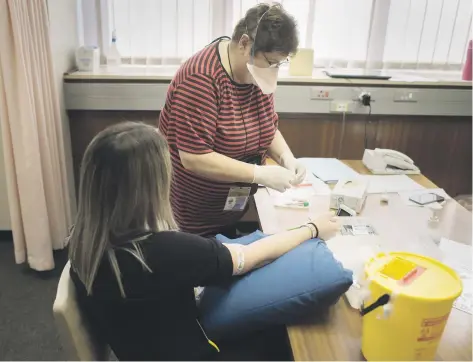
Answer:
[227, 42, 261, 159]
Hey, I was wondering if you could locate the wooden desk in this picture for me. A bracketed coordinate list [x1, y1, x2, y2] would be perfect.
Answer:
[254, 160, 472, 361]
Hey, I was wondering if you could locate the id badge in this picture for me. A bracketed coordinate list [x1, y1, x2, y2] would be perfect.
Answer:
[224, 187, 251, 212]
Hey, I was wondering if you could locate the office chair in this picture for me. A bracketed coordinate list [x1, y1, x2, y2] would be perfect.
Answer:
[53, 261, 110, 361]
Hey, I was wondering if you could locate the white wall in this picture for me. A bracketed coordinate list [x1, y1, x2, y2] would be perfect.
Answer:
[47, 0, 79, 217]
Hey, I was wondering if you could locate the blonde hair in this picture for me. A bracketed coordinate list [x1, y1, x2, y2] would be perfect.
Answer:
[68, 122, 177, 297]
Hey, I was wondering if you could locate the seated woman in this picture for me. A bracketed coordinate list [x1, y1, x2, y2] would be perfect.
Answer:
[68, 122, 339, 361]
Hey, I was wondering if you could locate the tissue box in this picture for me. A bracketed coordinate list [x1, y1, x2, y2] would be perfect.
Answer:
[330, 178, 368, 213]
[76, 46, 100, 72]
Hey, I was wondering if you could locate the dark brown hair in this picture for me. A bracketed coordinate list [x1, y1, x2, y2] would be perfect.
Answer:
[232, 2, 299, 55]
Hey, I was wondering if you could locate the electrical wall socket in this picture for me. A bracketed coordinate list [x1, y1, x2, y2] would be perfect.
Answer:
[394, 90, 418, 102]
[330, 101, 352, 113]
[310, 87, 333, 100]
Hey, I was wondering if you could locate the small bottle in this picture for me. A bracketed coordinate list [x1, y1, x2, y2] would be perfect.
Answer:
[427, 207, 441, 245]
[106, 30, 121, 70]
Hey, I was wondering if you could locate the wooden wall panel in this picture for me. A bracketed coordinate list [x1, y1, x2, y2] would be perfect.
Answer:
[68, 110, 159, 190]
[277, 114, 367, 159]
[374, 117, 472, 197]
[68, 110, 471, 197]
[444, 119, 473, 196]
[278, 114, 472, 197]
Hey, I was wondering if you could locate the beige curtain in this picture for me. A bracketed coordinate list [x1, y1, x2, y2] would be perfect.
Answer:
[0, 0, 74, 270]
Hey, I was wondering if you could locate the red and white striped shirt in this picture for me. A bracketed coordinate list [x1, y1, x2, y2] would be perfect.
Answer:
[159, 40, 277, 236]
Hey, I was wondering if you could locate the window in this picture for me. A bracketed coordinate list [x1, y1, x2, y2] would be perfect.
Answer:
[310, 0, 373, 67]
[383, 0, 472, 69]
[111, 0, 212, 63]
[79, 0, 472, 69]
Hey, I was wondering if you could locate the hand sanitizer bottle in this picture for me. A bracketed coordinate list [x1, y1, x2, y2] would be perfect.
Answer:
[106, 30, 121, 71]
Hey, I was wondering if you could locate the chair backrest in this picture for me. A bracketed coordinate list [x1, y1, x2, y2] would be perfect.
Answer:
[53, 261, 110, 361]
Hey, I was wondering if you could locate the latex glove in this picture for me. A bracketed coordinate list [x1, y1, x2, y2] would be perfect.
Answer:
[253, 165, 294, 192]
[279, 151, 307, 185]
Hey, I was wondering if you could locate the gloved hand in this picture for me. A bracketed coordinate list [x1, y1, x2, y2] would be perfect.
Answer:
[253, 165, 294, 192]
[279, 151, 307, 185]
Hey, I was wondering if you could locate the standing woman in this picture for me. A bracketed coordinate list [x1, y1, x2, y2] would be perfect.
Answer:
[159, 3, 306, 236]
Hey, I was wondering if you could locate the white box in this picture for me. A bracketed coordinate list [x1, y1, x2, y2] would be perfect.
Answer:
[76, 46, 100, 72]
[330, 178, 368, 213]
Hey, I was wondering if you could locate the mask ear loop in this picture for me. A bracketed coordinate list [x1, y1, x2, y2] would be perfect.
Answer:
[244, 26, 256, 65]
[243, 6, 272, 158]
[246, 7, 271, 65]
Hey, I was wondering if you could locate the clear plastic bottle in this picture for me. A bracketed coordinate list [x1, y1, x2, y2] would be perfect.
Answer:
[427, 207, 441, 245]
[106, 30, 121, 71]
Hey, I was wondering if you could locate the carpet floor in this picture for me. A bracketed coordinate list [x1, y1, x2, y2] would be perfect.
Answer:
[0, 241, 68, 360]
[0, 240, 292, 361]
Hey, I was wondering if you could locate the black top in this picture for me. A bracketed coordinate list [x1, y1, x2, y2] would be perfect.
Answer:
[70, 231, 234, 361]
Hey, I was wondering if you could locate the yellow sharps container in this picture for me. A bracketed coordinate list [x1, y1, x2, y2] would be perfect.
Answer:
[360, 252, 462, 361]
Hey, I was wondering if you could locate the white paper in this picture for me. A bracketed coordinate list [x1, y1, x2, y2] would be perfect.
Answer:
[306, 173, 332, 195]
[439, 238, 472, 314]
[439, 238, 472, 269]
[299, 158, 359, 183]
[270, 187, 312, 209]
[398, 188, 451, 209]
[359, 174, 425, 194]
[260, 166, 331, 194]
[326, 234, 384, 309]
[267, 170, 331, 198]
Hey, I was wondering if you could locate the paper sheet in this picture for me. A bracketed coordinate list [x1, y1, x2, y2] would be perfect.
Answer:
[439, 237, 472, 269]
[259, 166, 331, 194]
[326, 234, 384, 309]
[439, 238, 472, 314]
[301, 171, 331, 195]
[269, 186, 312, 209]
[398, 188, 451, 209]
[298, 158, 359, 183]
[359, 174, 425, 194]
[267, 170, 331, 199]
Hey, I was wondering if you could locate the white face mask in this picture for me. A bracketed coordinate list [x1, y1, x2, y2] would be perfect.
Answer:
[246, 62, 279, 94]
